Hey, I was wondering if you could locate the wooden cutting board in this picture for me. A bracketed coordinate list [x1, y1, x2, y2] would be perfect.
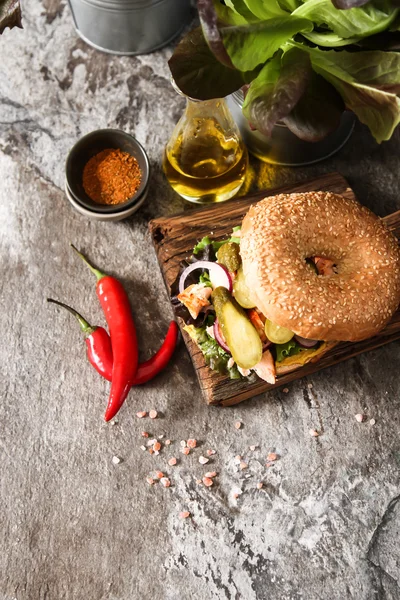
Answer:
[149, 172, 400, 406]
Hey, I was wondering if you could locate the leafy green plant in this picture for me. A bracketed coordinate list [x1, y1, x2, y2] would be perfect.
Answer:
[0, 0, 22, 34]
[169, 0, 400, 143]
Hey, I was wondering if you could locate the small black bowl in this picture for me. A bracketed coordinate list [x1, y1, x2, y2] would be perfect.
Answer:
[65, 129, 150, 214]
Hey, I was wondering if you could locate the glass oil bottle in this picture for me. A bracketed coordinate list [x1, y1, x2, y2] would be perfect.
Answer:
[163, 95, 248, 204]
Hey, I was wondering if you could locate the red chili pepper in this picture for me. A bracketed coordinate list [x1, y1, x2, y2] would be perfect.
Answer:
[47, 298, 113, 379]
[72, 245, 138, 422]
[48, 299, 179, 385]
[131, 320, 179, 385]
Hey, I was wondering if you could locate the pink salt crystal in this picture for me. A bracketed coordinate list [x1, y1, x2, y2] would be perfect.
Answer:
[266, 453, 278, 462]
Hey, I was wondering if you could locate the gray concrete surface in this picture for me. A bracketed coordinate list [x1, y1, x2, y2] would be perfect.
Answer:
[1, 2, 400, 599]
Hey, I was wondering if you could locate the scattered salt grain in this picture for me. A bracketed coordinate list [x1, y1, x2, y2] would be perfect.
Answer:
[207, 449, 216, 456]
[256, 482, 263, 490]
[165, 439, 171, 445]
[153, 441, 161, 452]
[205, 471, 217, 478]
[148, 448, 154, 455]
[149, 410, 158, 419]
[110, 419, 118, 425]
[370, 418, 376, 425]
[282, 388, 289, 394]
[196, 479, 202, 485]
[168, 457, 177, 466]
[199, 456, 209, 465]
[180, 440, 187, 448]
[202, 477, 213, 487]
[146, 477, 155, 485]
[235, 421, 242, 430]
[266, 453, 278, 462]
[140, 445, 146, 451]
[355, 413, 366, 423]
[141, 431, 149, 438]
[309, 429, 319, 437]
[179, 511, 190, 519]
[160, 477, 171, 488]
[187, 439, 197, 449]
[155, 471, 165, 479]
[307, 383, 313, 389]
[147, 439, 157, 447]
[136, 411, 147, 418]
[181, 447, 190, 456]
[240, 461, 248, 470]
[112, 456, 122, 465]
[249, 445, 257, 452]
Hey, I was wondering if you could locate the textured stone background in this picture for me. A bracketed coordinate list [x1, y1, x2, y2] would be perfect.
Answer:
[1, 2, 400, 599]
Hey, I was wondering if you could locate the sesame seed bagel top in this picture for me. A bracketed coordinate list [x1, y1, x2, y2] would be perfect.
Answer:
[240, 191, 400, 342]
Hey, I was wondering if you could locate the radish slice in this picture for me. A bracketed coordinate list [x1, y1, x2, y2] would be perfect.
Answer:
[294, 335, 319, 348]
[213, 319, 231, 354]
[178, 261, 232, 294]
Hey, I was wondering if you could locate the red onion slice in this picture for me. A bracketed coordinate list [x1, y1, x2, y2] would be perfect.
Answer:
[178, 261, 232, 294]
[213, 319, 231, 354]
[262, 340, 272, 351]
[294, 335, 319, 348]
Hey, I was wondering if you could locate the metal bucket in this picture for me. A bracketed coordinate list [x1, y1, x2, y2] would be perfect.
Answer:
[226, 90, 355, 167]
[67, 0, 192, 55]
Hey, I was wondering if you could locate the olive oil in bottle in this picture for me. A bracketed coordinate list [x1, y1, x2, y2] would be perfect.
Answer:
[163, 96, 248, 204]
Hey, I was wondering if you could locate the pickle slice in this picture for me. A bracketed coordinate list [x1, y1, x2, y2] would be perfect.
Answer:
[233, 266, 256, 309]
[264, 319, 294, 344]
[212, 287, 262, 369]
[216, 242, 241, 273]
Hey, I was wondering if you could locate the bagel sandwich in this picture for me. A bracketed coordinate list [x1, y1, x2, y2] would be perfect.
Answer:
[174, 191, 400, 384]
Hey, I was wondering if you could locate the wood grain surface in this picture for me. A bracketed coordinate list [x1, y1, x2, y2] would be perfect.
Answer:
[149, 172, 400, 406]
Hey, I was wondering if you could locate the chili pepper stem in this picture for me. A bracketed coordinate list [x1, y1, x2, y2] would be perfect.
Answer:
[47, 298, 96, 337]
[70, 244, 106, 281]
